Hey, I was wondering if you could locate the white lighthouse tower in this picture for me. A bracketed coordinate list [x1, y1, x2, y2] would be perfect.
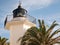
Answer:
[4, 2, 36, 45]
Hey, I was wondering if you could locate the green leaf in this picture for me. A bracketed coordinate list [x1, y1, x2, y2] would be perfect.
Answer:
[41, 20, 46, 35]
[38, 19, 42, 32]
[48, 28, 60, 41]
[49, 36, 60, 44]
[46, 21, 58, 41]
[2, 38, 8, 44]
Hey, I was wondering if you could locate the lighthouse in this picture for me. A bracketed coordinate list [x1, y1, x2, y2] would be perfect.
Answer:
[4, 3, 36, 45]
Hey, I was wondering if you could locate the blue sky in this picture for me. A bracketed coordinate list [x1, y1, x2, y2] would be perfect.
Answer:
[0, 0, 60, 39]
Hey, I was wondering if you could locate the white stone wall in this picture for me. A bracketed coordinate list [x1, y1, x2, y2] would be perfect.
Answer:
[5, 17, 36, 45]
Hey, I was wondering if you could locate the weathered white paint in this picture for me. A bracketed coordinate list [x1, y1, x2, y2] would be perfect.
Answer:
[5, 17, 36, 45]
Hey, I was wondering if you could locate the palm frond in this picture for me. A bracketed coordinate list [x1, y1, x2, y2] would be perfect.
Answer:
[2, 38, 8, 44]
[0, 36, 1, 41]
[21, 37, 40, 45]
[17, 37, 22, 42]
[38, 19, 42, 28]
[25, 27, 42, 40]
[20, 20, 60, 45]
[49, 36, 60, 44]
[52, 21, 56, 24]
[47, 21, 58, 34]
[38, 19, 42, 32]
[48, 28, 60, 41]
[21, 27, 38, 42]
[45, 21, 58, 41]
[29, 37, 40, 44]
[41, 20, 46, 35]
[55, 42, 60, 44]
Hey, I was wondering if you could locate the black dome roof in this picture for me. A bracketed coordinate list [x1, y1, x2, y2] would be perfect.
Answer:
[13, 5, 27, 18]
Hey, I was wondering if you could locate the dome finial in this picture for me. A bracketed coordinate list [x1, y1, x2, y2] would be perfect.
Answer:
[19, 0, 21, 6]
[13, 0, 27, 18]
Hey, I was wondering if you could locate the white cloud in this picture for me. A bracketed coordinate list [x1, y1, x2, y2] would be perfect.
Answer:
[10, 0, 59, 11]
[21, 0, 54, 10]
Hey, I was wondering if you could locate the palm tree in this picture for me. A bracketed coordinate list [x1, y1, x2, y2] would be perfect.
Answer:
[0, 36, 8, 45]
[19, 19, 60, 45]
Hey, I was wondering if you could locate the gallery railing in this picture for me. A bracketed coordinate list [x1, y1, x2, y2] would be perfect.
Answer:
[4, 14, 36, 27]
